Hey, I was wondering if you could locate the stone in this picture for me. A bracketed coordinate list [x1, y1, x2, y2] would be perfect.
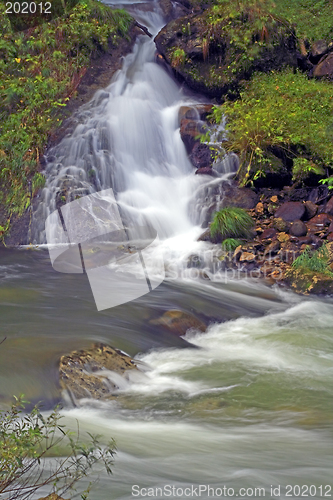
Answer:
[59, 343, 139, 402]
[289, 220, 307, 237]
[328, 221, 333, 233]
[306, 213, 332, 233]
[214, 153, 239, 175]
[260, 227, 277, 240]
[311, 40, 328, 59]
[197, 227, 211, 242]
[255, 202, 264, 214]
[273, 217, 290, 232]
[297, 235, 313, 245]
[310, 235, 323, 249]
[233, 245, 243, 261]
[270, 195, 278, 203]
[274, 201, 305, 222]
[277, 232, 290, 243]
[239, 252, 256, 262]
[264, 239, 280, 255]
[304, 200, 318, 219]
[327, 232, 333, 242]
[190, 142, 214, 169]
[195, 167, 218, 176]
[179, 118, 202, 153]
[150, 310, 206, 336]
[314, 52, 333, 79]
[221, 184, 259, 210]
[325, 196, 333, 215]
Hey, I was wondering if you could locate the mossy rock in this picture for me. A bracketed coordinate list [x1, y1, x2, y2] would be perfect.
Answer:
[59, 343, 139, 403]
[285, 268, 333, 294]
[155, 6, 297, 97]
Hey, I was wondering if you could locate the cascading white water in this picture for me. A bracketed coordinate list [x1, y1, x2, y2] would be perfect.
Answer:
[32, 14, 226, 249]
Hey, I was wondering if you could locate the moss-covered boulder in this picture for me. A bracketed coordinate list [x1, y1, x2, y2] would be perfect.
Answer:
[59, 343, 139, 403]
[155, 3, 297, 97]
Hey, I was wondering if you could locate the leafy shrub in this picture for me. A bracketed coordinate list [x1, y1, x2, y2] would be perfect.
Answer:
[210, 207, 254, 240]
[292, 244, 333, 275]
[0, 396, 115, 500]
[209, 70, 333, 186]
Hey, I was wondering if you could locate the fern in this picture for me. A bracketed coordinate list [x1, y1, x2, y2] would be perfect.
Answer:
[210, 207, 254, 240]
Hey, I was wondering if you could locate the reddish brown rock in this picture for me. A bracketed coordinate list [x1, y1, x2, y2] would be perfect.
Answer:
[304, 200, 318, 219]
[325, 196, 333, 215]
[297, 235, 313, 245]
[328, 221, 333, 233]
[289, 220, 307, 237]
[195, 167, 217, 176]
[264, 240, 280, 255]
[260, 227, 277, 240]
[327, 232, 333, 242]
[314, 52, 333, 78]
[306, 213, 332, 233]
[274, 202, 305, 222]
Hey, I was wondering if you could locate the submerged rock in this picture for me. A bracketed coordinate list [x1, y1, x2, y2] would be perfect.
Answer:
[150, 309, 206, 336]
[59, 343, 139, 402]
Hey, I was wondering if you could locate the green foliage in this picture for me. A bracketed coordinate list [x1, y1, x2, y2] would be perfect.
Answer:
[292, 244, 333, 275]
[271, 0, 333, 42]
[221, 237, 243, 251]
[210, 207, 254, 240]
[0, 396, 116, 500]
[209, 70, 333, 186]
[171, 48, 186, 67]
[292, 158, 325, 183]
[319, 177, 333, 190]
[0, 0, 132, 235]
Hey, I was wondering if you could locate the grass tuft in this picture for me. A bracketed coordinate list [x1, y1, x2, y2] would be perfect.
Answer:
[210, 207, 254, 240]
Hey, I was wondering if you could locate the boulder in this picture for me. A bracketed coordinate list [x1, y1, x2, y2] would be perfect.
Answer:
[274, 201, 305, 222]
[179, 118, 202, 153]
[195, 167, 218, 176]
[260, 227, 277, 240]
[190, 142, 214, 169]
[304, 200, 318, 219]
[59, 343, 139, 402]
[150, 309, 206, 336]
[221, 184, 258, 210]
[273, 217, 290, 232]
[325, 196, 333, 215]
[289, 220, 307, 237]
[314, 52, 333, 79]
[306, 213, 332, 233]
[311, 40, 328, 61]
[154, 10, 297, 97]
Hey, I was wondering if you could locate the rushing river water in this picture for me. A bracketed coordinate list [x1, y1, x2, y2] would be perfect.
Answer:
[1, 0, 333, 499]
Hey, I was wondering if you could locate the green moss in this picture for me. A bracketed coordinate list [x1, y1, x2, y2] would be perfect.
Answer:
[271, 0, 333, 42]
[208, 69, 333, 185]
[0, 0, 133, 238]
[286, 244, 333, 293]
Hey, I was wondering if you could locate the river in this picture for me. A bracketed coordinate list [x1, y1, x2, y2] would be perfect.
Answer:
[1, 0, 333, 498]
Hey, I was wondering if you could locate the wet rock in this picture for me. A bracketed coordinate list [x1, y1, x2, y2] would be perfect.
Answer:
[327, 232, 333, 242]
[239, 251, 256, 262]
[221, 184, 259, 210]
[59, 343, 139, 402]
[327, 220, 333, 233]
[150, 309, 206, 336]
[325, 196, 333, 215]
[289, 220, 307, 237]
[310, 235, 323, 249]
[304, 200, 318, 219]
[179, 118, 203, 153]
[260, 227, 277, 240]
[264, 240, 280, 255]
[187, 253, 205, 268]
[297, 235, 313, 245]
[195, 167, 218, 176]
[274, 201, 305, 222]
[273, 217, 290, 232]
[306, 213, 332, 233]
[190, 142, 214, 169]
[197, 227, 211, 242]
[314, 52, 333, 79]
